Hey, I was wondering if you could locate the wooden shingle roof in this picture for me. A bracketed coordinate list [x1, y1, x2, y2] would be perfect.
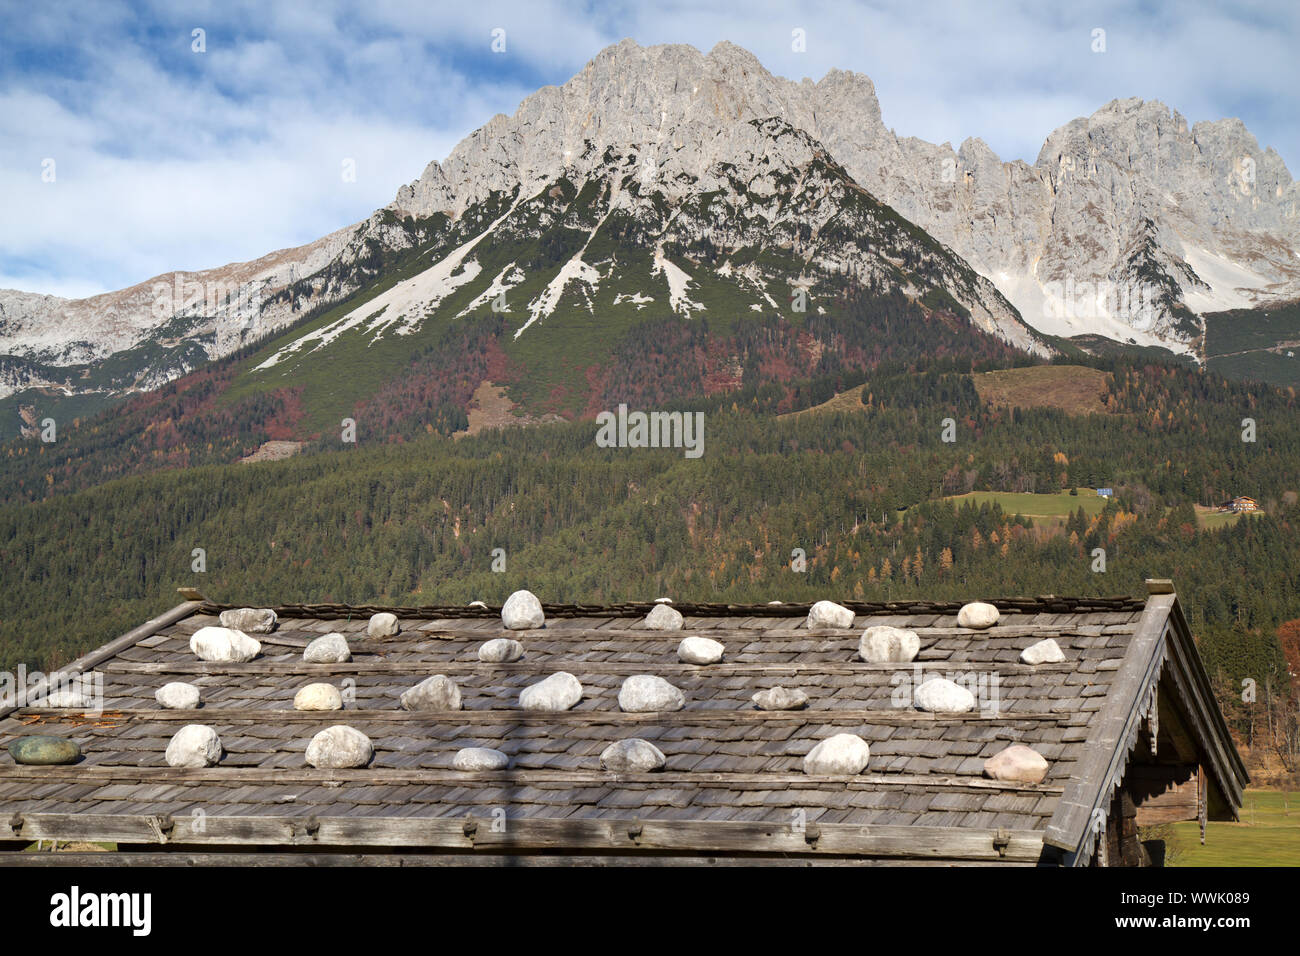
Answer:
[0, 587, 1247, 866]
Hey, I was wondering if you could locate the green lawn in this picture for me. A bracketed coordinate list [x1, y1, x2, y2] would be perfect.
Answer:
[940, 491, 1254, 532]
[1166, 790, 1300, 866]
[941, 490, 1108, 518]
[1195, 509, 1255, 530]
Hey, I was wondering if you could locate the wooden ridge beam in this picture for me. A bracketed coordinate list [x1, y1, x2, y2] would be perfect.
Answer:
[0, 764, 1064, 793]
[0, 851, 1038, 867]
[102, 659, 1082, 677]
[3, 812, 1048, 860]
[13, 706, 1067, 725]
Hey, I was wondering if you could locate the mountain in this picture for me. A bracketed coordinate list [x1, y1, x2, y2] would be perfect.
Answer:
[3, 39, 1298, 421]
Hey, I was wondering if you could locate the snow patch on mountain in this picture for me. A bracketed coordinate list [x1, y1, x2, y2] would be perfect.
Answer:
[258, 206, 513, 370]
[1180, 246, 1276, 314]
[457, 263, 525, 318]
[992, 268, 1195, 355]
[654, 247, 705, 317]
[613, 291, 655, 309]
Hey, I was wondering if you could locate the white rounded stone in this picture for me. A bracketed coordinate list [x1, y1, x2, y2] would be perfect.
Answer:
[42, 689, 90, 708]
[677, 636, 724, 664]
[165, 724, 222, 768]
[453, 747, 510, 771]
[914, 678, 977, 713]
[190, 626, 261, 663]
[502, 590, 545, 630]
[957, 602, 1000, 629]
[618, 675, 685, 713]
[303, 633, 351, 663]
[155, 682, 201, 709]
[519, 672, 583, 711]
[751, 686, 809, 710]
[803, 733, 871, 775]
[305, 726, 373, 769]
[468, 600, 488, 609]
[478, 638, 525, 663]
[600, 738, 667, 772]
[654, 597, 673, 604]
[984, 744, 1049, 784]
[644, 604, 684, 630]
[399, 675, 462, 711]
[219, 607, 277, 633]
[367, 612, 400, 637]
[806, 600, 854, 629]
[1020, 638, 1065, 665]
[859, 625, 921, 663]
[294, 683, 343, 711]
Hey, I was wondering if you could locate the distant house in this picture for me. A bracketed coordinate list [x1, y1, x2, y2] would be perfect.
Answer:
[1097, 488, 1113, 498]
[0, 580, 1246, 867]
[1217, 496, 1259, 514]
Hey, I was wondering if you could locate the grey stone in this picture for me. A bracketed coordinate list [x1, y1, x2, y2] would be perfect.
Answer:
[305, 726, 373, 769]
[165, 725, 222, 768]
[984, 744, 1049, 784]
[600, 738, 667, 772]
[502, 590, 545, 630]
[367, 612, 400, 637]
[859, 625, 921, 663]
[957, 602, 999, 629]
[219, 607, 277, 633]
[751, 686, 809, 710]
[618, 675, 685, 713]
[189, 626, 260, 663]
[399, 675, 462, 711]
[1021, 638, 1066, 664]
[914, 678, 977, 713]
[806, 600, 854, 629]
[478, 638, 525, 663]
[519, 672, 582, 711]
[294, 683, 343, 711]
[303, 633, 351, 664]
[677, 636, 724, 664]
[803, 734, 871, 775]
[644, 604, 684, 630]
[453, 747, 510, 771]
[155, 682, 201, 709]
[41, 689, 90, 708]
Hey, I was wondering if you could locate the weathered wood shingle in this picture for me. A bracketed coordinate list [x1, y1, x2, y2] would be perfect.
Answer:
[0, 593, 1242, 864]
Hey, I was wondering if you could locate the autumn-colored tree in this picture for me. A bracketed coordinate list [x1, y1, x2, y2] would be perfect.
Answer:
[1278, 619, 1300, 681]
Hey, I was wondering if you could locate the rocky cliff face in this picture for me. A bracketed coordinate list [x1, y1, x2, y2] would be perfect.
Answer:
[4, 39, 1297, 400]
[395, 41, 1300, 354]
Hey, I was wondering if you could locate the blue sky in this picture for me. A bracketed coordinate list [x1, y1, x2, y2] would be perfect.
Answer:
[2, 0, 1296, 298]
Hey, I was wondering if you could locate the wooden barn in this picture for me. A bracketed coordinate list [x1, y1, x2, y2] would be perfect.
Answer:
[0, 580, 1246, 866]
[1217, 495, 1260, 513]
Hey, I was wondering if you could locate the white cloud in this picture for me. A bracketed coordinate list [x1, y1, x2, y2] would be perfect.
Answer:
[1, 0, 1296, 297]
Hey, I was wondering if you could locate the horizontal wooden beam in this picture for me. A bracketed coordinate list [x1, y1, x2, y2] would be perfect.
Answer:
[0, 764, 1064, 794]
[0, 850, 1037, 867]
[4, 812, 1047, 860]
[400, 626, 1107, 642]
[14, 706, 1065, 725]
[103, 659, 1076, 677]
